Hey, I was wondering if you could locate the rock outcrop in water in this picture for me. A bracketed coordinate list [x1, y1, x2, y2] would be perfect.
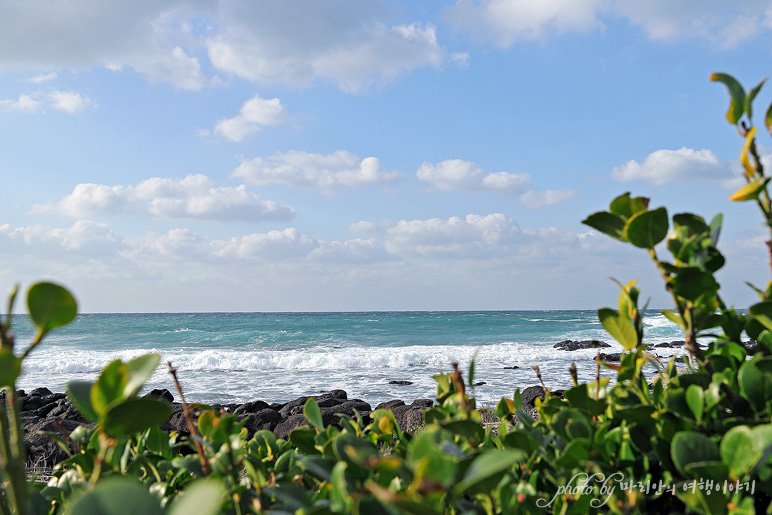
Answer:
[553, 339, 610, 351]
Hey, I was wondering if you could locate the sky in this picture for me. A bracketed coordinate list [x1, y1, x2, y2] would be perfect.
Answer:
[2, 1, 772, 313]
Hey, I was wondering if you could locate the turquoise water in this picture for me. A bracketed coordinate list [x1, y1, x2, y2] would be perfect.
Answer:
[10, 311, 685, 407]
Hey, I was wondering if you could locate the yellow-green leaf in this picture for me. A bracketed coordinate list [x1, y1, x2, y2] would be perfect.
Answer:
[598, 308, 638, 350]
[729, 176, 770, 202]
[711, 72, 746, 124]
[740, 126, 758, 178]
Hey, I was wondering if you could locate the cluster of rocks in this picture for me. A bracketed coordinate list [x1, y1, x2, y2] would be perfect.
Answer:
[7, 387, 439, 471]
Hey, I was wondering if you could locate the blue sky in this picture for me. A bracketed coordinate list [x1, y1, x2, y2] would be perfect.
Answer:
[2, 1, 772, 312]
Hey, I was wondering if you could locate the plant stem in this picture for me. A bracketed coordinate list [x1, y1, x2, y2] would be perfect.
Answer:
[1, 390, 27, 515]
[168, 362, 210, 474]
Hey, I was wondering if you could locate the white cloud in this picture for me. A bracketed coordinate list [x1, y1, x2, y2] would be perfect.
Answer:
[417, 159, 531, 192]
[610, 147, 735, 185]
[28, 72, 58, 83]
[384, 213, 520, 257]
[518, 189, 579, 208]
[1, 220, 118, 252]
[0, 94, 42, 112]
[444, 0, 772, 47]
[214, 94, 289, 142]
[309, 239, 396, 264]
[0, 2, 452, 92]
[206, 3, 450, 92]
[213, 228, 319, 261]
[32, 174, 295, 222]
[49, 90, 90, 113]
[233, 150, 400, 191]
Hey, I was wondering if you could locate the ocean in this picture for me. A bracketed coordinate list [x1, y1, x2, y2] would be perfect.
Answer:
[11, 311, 686, 408]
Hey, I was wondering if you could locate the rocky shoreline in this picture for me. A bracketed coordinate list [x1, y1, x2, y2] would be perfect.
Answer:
[14, 338, 723, 471]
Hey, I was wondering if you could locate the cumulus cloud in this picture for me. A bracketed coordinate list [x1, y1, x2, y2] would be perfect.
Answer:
[212, 228, 319, 261]
[610, 147, 736, 185]
[0, 220, 118, 252]
[28, 72, 58, 83]
[214, 94, 289, 142]
[0, 2, 453, 93]
[417, 159, 531, 192]
[309, 239, 396, 264]
[32, 174, 295, 222]
[206, 3, 449, 92]
[0, 94, 43, 112]
[384, 213, 520, 257]
[518, 189, 579, 208]
[444, 0, 772, 47]
[49, 90, 90, 113]
[0, 90, 92, 114]
[233, 150, 400, 191]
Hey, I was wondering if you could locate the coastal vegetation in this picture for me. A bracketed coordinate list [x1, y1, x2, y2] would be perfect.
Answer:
[2, 72, 772, 514]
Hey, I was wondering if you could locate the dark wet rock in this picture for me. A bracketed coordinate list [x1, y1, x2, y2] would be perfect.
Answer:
[243, 408, 283, 435]
[553, 339, 610, 351]
[234, 400, 270, 416]
[503, 366, 520, 369]
[473, 381, 486, 386]
[595, 353, 621, 362]
[654, 341, 685, 348]
[277, 390, 348, 418]
[388, 399, 433, 434]
[520, 386, 565, 414]
[273, 399, 372, 439]
[375, 399, 405, 410]
[24, 418, 83, 470]
[388, 380, 413, 385]
[144, 388, 174, 403]
[30, 387, 53, 398]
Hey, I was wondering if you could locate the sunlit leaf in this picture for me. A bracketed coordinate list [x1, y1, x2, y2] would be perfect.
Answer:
[123, 353, 161, 398]
[609, 192, 649, 219]
[303, 397, 324, 432]
[746, 78, 766, 121]
[598, 308, 638, 350]
[582, 211, 626, 242]
[624, 207, 668, 249]
[66, 381, 98, 423]
[0, 350, 20, 387]
[711, 72, 746, 124]
[167, 479, 226, 515]
[729, 176, 769, 202]
[27, 282, 77, 335]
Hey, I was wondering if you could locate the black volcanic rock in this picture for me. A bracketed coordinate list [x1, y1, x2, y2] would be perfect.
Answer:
[553, 340, 610, 351]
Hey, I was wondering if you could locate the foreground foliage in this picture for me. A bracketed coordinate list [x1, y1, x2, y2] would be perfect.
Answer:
[2, 72, 772, 514]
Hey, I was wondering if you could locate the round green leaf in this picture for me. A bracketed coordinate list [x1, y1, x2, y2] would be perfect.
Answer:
[27, 282, 77, 334]
[671, 431, 720, 477]
[123, 353, 161, 398]
[167, 479, 226, 515]
[670, 268, 719, 302]
[0, 350, 21, 387]
[64, 477, 163, 515]
[582, 211, 627, 242]
[685, 384, 704, 421]
[624, 207, 668, 249]
[65, 381, 98, 423]
[303, 397, 324, 432]
[102, 397, 172, 437]
[598, 308, 638, 350]
[720, 426, 758, 479]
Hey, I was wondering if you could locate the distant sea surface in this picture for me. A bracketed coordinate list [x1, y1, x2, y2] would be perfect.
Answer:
[12, 311, 686, 407]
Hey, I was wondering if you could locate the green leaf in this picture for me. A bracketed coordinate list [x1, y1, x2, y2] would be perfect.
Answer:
[91, 360, 128, 416]
[303, 397, 324, 432]
[27, 282, 77, 334]
[671, 432, 720, 477]
[609, 192, 649, 219]
[670, 268, 719, 301]
[0, 350, 21, 387]
[582, 211, 627, 242]
[720, 426, 757, 479]
[454, 449, 525, 493]
[709, 213, 722, 246]
[123, 353, 160, 398]
[167, 479, 225, 515]
[685, 384, 704, 422]
[661, 309, 685, 330]
[729, 177, 771, 201]
[711, 72, 746, 124]
[441, 420, 485, 442]
[738, 359, 769, 408]
[66, 381, 98, 423]
[598, 308, 638, 350]
[102, 397, 172, 437]
[766, 100, 772, 136]
[624, 207, 668, 249]
[63, 477, 163, 515]
[746, 78, 766, 121]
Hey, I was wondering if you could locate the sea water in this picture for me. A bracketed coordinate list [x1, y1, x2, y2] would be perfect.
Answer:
[10, 311, 685, 407]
